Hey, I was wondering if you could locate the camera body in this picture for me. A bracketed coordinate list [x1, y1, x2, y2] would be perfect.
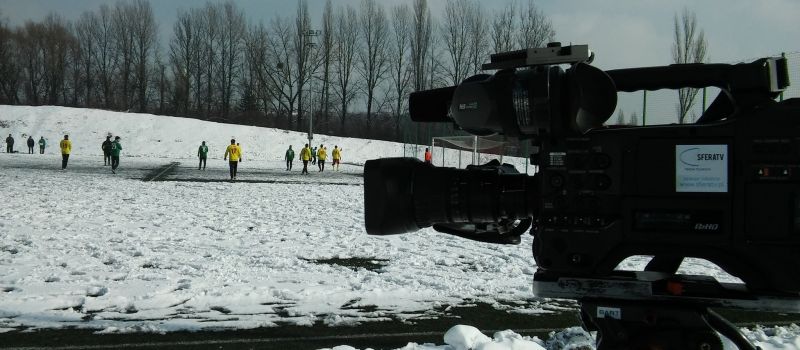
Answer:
[533, 98, 800, 295]
[364, 43, 799, 298]
[364, 43, 798, 349]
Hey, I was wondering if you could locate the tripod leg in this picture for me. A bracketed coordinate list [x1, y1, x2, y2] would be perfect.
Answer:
[706, 309, 758, 350]
[581, 301, 727, 350]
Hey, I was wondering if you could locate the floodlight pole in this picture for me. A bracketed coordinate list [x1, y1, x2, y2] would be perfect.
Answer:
[305, 29, 320, 147]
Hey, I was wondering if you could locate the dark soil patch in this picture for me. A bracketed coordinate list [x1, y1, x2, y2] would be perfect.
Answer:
[304, 257, 389, 272]
[141, 162, 180, 182]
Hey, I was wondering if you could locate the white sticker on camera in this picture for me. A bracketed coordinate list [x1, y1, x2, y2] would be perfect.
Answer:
[676, 145, 728, 193]
[597, 307, 621, 319]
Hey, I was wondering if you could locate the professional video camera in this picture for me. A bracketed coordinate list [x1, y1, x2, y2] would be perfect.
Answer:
[363, 43, 799, 349]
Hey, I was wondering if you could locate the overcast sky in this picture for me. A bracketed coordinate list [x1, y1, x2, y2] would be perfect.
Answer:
[1, 0, 798, 124]
[1, 0, 797, 70]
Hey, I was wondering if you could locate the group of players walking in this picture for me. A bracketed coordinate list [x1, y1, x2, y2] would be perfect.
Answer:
[283, 144, 342, 175]
[5, 134, 47, 155]
[196, 140, 343, 180]
[7, 132, 344, 180]
[5, 133, 122, 173]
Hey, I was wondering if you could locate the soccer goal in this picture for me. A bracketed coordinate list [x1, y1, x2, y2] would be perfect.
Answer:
[428, 135, 497, 168]
[430, 135, 536, 174]
[402, 135, 534, 174]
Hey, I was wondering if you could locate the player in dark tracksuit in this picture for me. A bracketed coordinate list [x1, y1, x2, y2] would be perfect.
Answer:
[26, 136, 34, 154]
[198, 141, 209, 170]
[285, 145, 295, 171]
[6, 134, 13, 153]
[110, 136, 122, 173]
[102, 136, 112, 166]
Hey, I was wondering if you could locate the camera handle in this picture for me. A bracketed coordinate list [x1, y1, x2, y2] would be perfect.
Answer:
[606, 57, 788, 125]
[581, 300, 758, 350]
[606, 58, 787, 94]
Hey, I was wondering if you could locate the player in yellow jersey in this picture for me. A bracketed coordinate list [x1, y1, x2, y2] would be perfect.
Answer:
[223, 139, 242, 180]
[317, 145, 327, 172]
[331, 145, 341, 171]
[59, 135, 72, 169]
[300, 143, 311, 175]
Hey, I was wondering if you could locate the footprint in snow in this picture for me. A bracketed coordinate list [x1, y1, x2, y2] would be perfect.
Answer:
[210, 306, 232, 314]
[44, 276, 60, 283]
[86, 286, 108, 297]
[175, 281, 191, 291]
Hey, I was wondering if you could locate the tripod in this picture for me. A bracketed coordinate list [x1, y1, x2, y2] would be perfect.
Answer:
[534, 270, 800, 350]
[580, 300, 754, 350]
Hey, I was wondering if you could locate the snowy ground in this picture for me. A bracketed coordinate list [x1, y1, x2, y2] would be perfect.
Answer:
[0, 153, 540, 332]
[1, 106, 799, 349]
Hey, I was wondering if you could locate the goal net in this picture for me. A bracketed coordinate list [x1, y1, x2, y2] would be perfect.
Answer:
[430, 135, 533, 174]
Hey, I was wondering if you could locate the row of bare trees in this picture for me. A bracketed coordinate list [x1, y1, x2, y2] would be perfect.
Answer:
[0, 2, 158, 112]
[0, 0, 556, 141]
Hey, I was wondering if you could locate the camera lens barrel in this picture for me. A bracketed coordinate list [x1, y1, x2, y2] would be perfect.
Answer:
[364, 157, 537, 236]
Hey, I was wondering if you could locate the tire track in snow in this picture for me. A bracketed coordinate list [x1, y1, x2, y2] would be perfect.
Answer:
[141, 162, 180, 182]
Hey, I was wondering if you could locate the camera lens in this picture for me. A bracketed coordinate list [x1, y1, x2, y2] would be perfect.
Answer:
[364, 158, 538, 235]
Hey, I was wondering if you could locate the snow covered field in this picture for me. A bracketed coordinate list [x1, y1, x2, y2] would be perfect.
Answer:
[0, 153, 545, 332]
[1, 106, 799, 349]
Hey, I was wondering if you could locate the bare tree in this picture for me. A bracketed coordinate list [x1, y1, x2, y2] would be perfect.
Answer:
[427, 32, 445, 89]
[171, 5, 233, 118]
[293, 0, 318, 129]
[441, 0, 472, 85]
[65, 23, 82, 106]
[357, 0, 389, 132]
[517, 0, 555, 49]
[491, 2, 516, 53]
[74, 11, 95, 107]
[629, 111, 640, 126]
[169, 8, 199, 115]
[42, 14, 72, 105]
[201, 4, 219, 117]
[615, 109, 625, 125]
[466, 1, 488, 75]
[217, 2, 245, 119]
[267, 17, 297, 127]
[333, 5, 359, 131]
[16, 15, 73, 106]
[318, 0, 334, 129]
[673, 8, 707, 123]
[410, 0, 432, 91]
[16, 22, 45, 105]
[112, 2, 136, 110]
[0, 11, 21, 104]
[129, 0, 157, 112]
[188, 8, 207, 115]
[244, 22, 281, 121]
[91, 4, 117, 109]
[388, 4, 413, 137]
